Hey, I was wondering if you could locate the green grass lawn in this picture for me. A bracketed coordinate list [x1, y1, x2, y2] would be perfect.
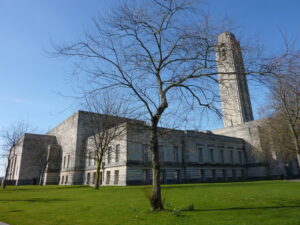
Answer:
[0, 181, 300, 225]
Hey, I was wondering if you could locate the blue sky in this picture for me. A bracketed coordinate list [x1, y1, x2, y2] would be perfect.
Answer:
[0, 0, 300, 174]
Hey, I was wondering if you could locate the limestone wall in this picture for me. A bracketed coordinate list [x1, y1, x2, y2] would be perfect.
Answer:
[17, 134, 56, 184]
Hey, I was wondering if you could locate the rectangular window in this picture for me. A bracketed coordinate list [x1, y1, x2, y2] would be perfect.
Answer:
[106, 171, 111, 184]
[175, 170, 181, 182]
[200, 169, 205, 181]
[210, 149, 214, 163]
[92, 172, 96, 184]
[65, 175, 68, 184]
[160, 169, 166, 183]
[115, 144, 120, 162]
[222, 169, 227, 179]
[198, 146, 203, 162]
[173, 146, 179, 162]
[142, 144, 148, 162]
[94, 154, 97, 166]
[63, 156, 66, 168]
[159, 145, 164, 161]
[241, 169, 245, 178]
[107, 147, 112, 163]
[230, 150, 234, 164]
[114, 170, 119, 185]
[232, 169, 236, 178]
[238, 151, 242, 164]
[212, 169, 216, 179]
[67, 155, 70, 168]
[88, 152, 93, 167]
[61, 176, 64, 184]
[220, 150, 224, 163]
[143, 169, 150, 184]
[87, 173, 90, 184]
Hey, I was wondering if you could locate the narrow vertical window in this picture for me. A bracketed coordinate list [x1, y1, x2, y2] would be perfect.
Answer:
[92, 172, 96, 184]
[232, 169, 236, 178]
[88, 152, 92, 167]
[210, 149, 214, 163]
[220, 150, 224, 163]
[61, 176, 64, 184]
[230, 150, 234, 164]
[173, 146, 179, 162]
[142, 144, 148, 162]
[107, 147, 112, 163]
[143, 169, 150, 184]
[114, 170, 119, 185]
[87, 173, 90, 184]
[63, 156, 66, 168]
[175, 170, 181, 182]
[241, 169, 245, 178]
[106, 171, 111, 184]
[222, 169, 227, 179]
[159, 145, 164, 161]
[212, 169, 216, 179]
[67, 155, 70, 168]
[200, 169, 205, 181]
[198, 146, 203, 162]
[65, 175, 68, 184]
[160, 169, 166, 183]
[238, 151, 242, 164]
[115, 144, 120, 162]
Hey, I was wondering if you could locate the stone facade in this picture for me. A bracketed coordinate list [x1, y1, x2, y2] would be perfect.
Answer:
[5, 32, 299, 186]
[82, 123, 248, 186]
[6, 133, 57, 185]
[216, 32, 254, 127]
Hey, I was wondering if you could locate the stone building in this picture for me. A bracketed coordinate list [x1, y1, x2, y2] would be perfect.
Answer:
[5, 32, 299, 186]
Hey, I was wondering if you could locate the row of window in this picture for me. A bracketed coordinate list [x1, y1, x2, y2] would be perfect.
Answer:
[143, 168, 245, 183]
[86, 170, 120, 185]
[87, 144, 121, 167]
[63, 155, 71, 169]
[140, 144, 243, 164]
[107, 144, 120, 163]
[61, 175, 69, 184]
[85, 144, 243, 167]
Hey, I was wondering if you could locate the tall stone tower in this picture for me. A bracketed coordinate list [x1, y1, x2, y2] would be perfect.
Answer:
[216, 32, 254, 127]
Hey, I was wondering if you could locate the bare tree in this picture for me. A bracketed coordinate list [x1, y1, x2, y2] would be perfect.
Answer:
[261, 50, 300, 167]
[37, 134, 56, 185]
[0, 121, 32, 189]
[83, 92, 134, 189]
[54, 0, 269, 210]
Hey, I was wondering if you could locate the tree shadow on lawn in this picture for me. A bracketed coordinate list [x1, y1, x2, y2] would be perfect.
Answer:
[0, 198, 70, 203]
[0, 185, 87, 192]
[162, 181, 287, 190]
[177, 205, 300, 213]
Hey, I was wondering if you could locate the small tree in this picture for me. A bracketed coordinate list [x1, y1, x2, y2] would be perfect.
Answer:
[0, 121, 32, 189]
[37, 134, 55, 185]
[83, 92, 132, 189]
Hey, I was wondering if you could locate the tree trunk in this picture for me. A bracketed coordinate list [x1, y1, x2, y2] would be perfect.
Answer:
[289, 125, 300, 170]
[95, 155, 103, 189]
[39, 170, 44, 186]
[150, 119, 163, 211]
[2, 156, 11, 189]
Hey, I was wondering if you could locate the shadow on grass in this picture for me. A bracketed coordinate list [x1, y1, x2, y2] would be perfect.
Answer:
[162, 181, 286, 190]
[8, 209, 23, 213]
[0, 185, 87, 192]
[0, 198, 70, 203]
[170, 205, 300, 212]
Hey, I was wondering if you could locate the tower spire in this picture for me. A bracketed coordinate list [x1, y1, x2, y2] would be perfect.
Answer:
[216, 32, 254, 127]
